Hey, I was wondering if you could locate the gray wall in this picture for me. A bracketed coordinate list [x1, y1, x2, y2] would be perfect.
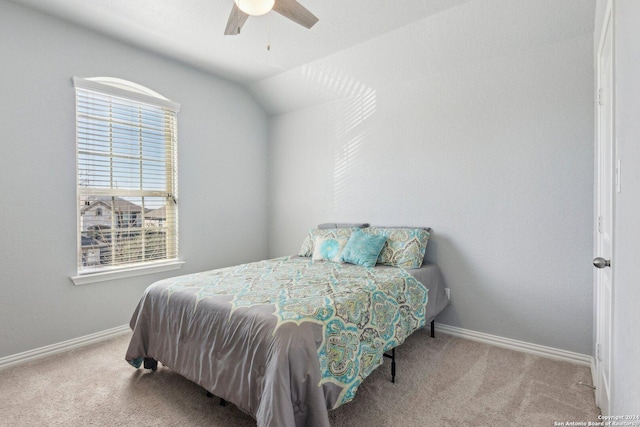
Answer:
[266, 0, 595, 355]
[0, 0, 605, 368]
[0, 1, 269, 358]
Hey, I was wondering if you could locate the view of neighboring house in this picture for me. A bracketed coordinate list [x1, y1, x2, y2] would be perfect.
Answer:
[144, 206, 166, 227]
[79, 196, 167, 267]
[81, 196, 143, 232]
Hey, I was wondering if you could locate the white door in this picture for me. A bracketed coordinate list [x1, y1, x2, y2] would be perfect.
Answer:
[594, 2, 614, 415]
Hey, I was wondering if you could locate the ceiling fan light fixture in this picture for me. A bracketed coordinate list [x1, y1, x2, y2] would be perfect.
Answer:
[234, 0, 275, 16]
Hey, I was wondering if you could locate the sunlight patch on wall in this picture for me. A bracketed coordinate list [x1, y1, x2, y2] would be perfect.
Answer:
[297, 63, 376, 101]
[330, 83, 377, 217]
[290, 63, 378, 218]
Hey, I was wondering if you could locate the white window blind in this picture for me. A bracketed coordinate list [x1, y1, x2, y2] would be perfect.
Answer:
[74, 77, 180, 275]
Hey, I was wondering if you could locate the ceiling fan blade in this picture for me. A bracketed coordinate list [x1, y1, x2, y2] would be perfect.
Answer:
[224, 3, 250, 35]
[272, 0, 319, 29]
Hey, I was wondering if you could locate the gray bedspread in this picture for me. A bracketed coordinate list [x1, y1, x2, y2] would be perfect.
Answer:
[125, 256, 448, 427]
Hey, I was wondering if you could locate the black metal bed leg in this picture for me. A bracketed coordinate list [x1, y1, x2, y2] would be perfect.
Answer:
[206, 390, 226, 406]
[390, 348, 396, 383]
[383, 348, 396, 383]
[431, 320, 435, 338]
[143, 357, 158, 371]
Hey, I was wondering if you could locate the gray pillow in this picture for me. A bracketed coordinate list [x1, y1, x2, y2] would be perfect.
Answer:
[317, 223, 370, 230]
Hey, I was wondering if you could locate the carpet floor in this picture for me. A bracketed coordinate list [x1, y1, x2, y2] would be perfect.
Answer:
[0, 329, 600, 426]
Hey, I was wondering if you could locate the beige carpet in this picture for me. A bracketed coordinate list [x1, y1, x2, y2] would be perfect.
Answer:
[0, 329, 599, 426]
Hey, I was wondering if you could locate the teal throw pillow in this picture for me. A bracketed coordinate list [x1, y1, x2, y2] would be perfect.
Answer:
[340, 229, 388, 267]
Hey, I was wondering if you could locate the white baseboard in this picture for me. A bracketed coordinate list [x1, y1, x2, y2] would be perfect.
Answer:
[434, 323, 592, 366]
[0, 324, 130, 370]
[1, 322, 593, 371]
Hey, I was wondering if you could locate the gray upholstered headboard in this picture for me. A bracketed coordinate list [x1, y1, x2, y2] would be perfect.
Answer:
[317, 223, 369, 229]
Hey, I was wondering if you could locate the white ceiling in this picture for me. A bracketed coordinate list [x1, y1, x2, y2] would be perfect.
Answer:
[9, 0, 473, 84]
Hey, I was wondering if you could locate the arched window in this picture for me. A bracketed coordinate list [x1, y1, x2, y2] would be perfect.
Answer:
[74, 77, 180, 276]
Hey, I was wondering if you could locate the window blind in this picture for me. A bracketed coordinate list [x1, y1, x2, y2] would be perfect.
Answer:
[74, 77, 179, 275]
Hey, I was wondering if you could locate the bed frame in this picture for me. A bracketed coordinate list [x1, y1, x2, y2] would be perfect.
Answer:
[382, 319, 435, 383]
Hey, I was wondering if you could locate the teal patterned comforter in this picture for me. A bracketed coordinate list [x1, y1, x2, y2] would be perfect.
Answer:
[126, 256, 428, 427]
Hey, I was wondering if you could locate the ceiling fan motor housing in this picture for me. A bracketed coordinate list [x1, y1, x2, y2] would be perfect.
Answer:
[234, 0, 275, 16]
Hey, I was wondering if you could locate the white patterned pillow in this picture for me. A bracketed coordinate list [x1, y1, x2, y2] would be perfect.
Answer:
[298, 227, 357, 257]
[312, 236, 347, 262]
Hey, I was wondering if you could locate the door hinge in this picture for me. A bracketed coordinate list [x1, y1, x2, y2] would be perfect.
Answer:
[597, 88, 603, 106]
[596, 343, 602, 362]
[597, 216, 602, 233]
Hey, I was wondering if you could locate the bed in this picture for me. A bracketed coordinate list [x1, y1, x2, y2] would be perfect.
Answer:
[125, 225, 449, 427]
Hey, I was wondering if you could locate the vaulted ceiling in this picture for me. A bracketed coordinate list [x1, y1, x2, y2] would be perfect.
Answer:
[10, 0, 595, 116]
[10, 0, 473, 84]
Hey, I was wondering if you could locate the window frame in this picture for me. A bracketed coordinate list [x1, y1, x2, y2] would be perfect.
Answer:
[71, 77, 183, 285]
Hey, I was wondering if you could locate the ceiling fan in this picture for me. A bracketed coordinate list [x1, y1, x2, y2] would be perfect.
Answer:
[224, 0, 319, 35]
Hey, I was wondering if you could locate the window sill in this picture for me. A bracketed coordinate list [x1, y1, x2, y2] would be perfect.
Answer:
[71, 260, 185, 286]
